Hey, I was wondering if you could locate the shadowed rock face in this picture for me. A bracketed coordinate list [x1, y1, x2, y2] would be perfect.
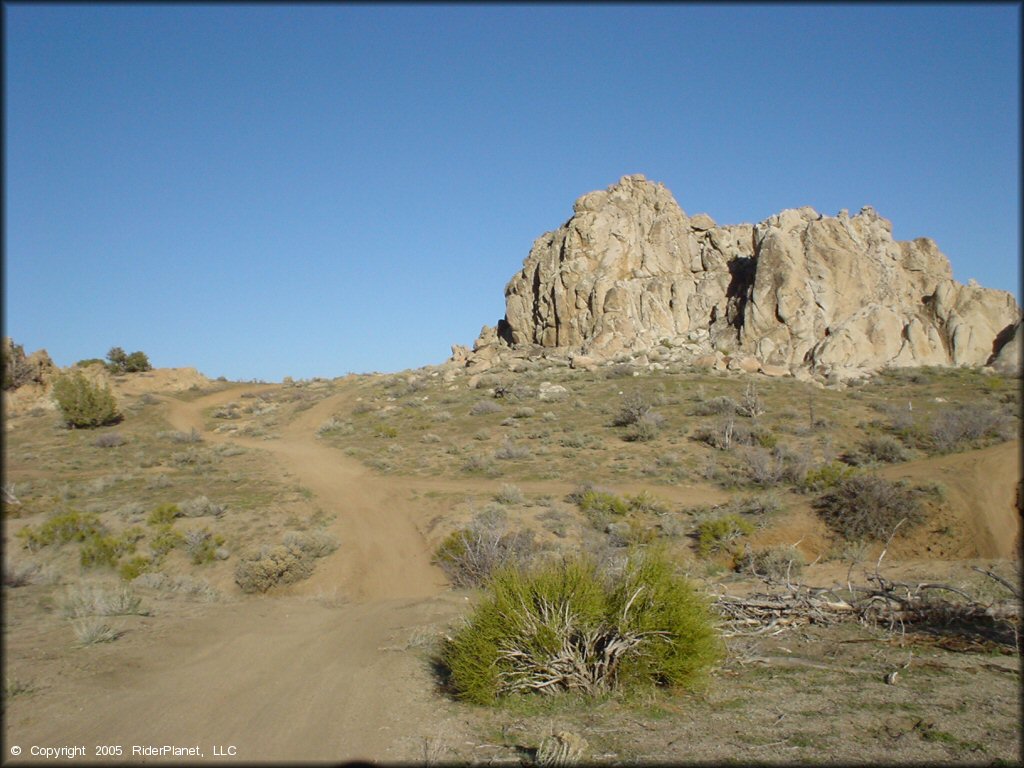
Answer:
[475, 174, 1019, 376]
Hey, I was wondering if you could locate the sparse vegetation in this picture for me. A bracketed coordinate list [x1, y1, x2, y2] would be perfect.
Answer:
[854, 435, 909, 464]
[92, 431, 127, 448]
[71, 617, 118, 646]
[60, 582, 146, 618]
[3, 360, 1019, 761]
[3, 340, 37, 390]
[184, 528, 225, 564]
[79, 531, 138, 569]
[801, 461, 855, 493]
[17, 510, 105, 551]
[147, 503, 181, 526]
[494, 484, 525, 505]
[470, 400, 503, 416]
[613, 392, 652, 427]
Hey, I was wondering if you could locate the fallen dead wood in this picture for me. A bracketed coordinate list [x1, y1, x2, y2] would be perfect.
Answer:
[713, 566, 1021, 650]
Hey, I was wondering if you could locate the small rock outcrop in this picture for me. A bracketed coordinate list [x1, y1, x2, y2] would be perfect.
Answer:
[3, 338, 56, 390]
[458, 175, 1020, 378]
[990, 321, 1022, 376]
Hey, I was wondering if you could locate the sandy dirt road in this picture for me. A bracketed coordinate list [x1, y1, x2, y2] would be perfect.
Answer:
[5, 387, 470, 763]
[878, 439, 1021, 558]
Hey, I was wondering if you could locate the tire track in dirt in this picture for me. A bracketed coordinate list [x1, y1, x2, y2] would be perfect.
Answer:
[6, 386, 468, 763]
[877, 439, 1021, 558]
[162, 387, 446, 601]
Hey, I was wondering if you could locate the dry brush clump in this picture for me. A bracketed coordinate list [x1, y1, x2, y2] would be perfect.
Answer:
[442, 549, 721, 705]
[60, 582, 146, 618]
[813, 474, 926, 541]
[612, 392, 653, 427]
[434, 510, 536, 588]
[233, 531, 337, 593]
[735, 544, 806, 581]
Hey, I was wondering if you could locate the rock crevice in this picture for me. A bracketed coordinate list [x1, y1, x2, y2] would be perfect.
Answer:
[460, 174, 1020, 379]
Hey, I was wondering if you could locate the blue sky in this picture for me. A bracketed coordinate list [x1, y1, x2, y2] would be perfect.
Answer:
[5, 4, 1020, 381]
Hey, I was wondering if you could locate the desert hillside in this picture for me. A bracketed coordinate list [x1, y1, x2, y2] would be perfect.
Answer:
[3, 356, 1020, 762]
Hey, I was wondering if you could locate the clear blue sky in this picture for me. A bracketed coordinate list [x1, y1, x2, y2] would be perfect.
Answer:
[5, 4, 1020, 381]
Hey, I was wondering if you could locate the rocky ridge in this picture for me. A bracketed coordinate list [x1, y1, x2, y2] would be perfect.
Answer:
[450, 175, 1021, 383]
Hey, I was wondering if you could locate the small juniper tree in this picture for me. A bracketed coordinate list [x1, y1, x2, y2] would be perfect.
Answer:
[106, 347, 152, 373]
[52, 371, 121, 428]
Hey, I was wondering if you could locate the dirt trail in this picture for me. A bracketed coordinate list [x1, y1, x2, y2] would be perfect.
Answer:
[162, 387, 445, 601]
[6, 386, 465, 763]
[878, 439, 1021, 558]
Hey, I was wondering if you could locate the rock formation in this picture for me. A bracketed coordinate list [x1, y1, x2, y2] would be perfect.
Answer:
[457, 175, 1020, 379]
[3, 338, 56, 390]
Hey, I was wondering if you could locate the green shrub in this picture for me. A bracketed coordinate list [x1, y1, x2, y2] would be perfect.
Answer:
[52, 371, 121, 428]
[801, 462, 855, 493]
[184, 528, 225, 565]
[18, 510, 104, 551]
[813, 474, 925, 541]
[442, 549, 720, 704]
[80, 532, 136, 569]
[119, 556, 152, 581]
[147, 503, 181, 526]
[74, 358, 106, 368]
[569, 485, 629, 519]
[149, 525, 184, 558]
[625, 491, 667, 515]
[106, 347, 152, 373]
[696, 515, 755, 556]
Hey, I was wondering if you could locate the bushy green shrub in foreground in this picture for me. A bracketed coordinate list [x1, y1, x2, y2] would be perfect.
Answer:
[442, 549, 721, 705]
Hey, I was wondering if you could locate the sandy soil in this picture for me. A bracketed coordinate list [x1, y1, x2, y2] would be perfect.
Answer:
[878, 439, 1021, 559]
[4, 381, 1020, 763]
[4, 386, 472, 762]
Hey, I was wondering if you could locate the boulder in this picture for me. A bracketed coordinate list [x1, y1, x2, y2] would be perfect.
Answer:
[538, 382, 569, 401]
